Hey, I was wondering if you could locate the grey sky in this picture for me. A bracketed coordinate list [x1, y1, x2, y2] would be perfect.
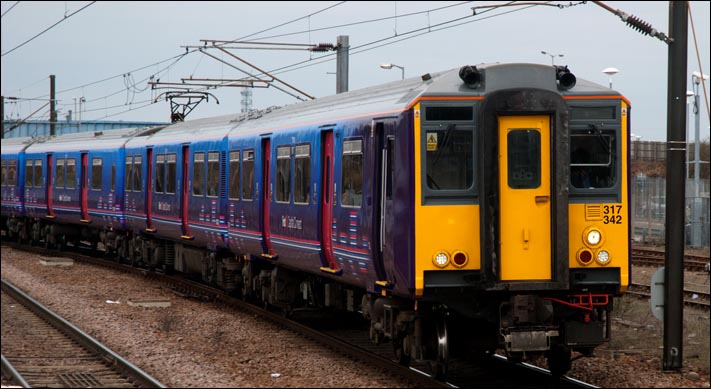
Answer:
[1, 1, 709, 142]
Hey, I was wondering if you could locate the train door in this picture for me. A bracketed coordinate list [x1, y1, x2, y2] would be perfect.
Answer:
[146, 148, 155, 232]
[319, 130, 338, 271]
[373, 120, 396, 284]
[46, 154, 54, 218]
[261, 137, 275, 257]
[80, 152, 90, 222]
[181, 145, 191, 238]
[498, 115, 551, 280]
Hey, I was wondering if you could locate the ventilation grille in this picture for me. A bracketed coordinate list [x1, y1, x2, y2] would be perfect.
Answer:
[585, 205, 603, 221]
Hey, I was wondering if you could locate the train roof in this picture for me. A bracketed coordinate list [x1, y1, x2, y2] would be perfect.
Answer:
[1, 136, 35, 155]
[24, 126, 165, 154]
[122, 62, 623, 145]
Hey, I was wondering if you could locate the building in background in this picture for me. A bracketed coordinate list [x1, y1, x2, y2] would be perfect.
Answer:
[2, 119, 168, 139]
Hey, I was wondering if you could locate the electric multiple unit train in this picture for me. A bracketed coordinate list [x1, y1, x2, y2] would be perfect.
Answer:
[1, 62, 630, 377]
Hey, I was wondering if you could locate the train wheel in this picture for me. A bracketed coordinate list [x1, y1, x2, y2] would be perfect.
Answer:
[393, 336, 411, 366]
[547, 344, 572, 376]
[429, 309, 449, 380]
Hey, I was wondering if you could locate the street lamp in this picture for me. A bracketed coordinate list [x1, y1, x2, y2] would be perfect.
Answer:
[689, 71, 709, 247]
[380, 63, 404, 80]
[602, 67, 619, 89]
[540, 51, 564, 65]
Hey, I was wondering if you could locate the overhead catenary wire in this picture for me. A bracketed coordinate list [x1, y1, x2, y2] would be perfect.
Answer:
[1, 1, 96, 57]
[1, 1, 20, 18]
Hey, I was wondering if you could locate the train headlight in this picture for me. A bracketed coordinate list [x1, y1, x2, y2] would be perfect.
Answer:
[596, 250, 611, 265]
[583, 227, 604, 248]
[433, 252, 450, 268]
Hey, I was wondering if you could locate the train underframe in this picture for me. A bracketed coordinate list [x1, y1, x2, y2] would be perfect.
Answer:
[2, 216, 612, 379]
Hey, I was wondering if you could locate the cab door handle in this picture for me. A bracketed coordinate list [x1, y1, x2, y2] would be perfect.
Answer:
[535, 196, 550, 204]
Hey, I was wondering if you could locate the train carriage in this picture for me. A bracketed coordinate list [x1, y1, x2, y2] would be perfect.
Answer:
[1, 136, 33, 241]
[1, 62, 631, 378]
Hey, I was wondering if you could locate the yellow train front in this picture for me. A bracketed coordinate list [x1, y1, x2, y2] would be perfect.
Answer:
[372, 63, 630, 377]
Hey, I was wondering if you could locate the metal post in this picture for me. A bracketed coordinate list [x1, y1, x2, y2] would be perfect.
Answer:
[663, 0, 687, 371]
[49, 75, 56, 136]
[336, 35, 349, 94]
[1, 95, 4, 139]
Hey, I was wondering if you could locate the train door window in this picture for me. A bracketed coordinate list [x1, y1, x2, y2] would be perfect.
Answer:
[507, 129, 541, 189]
[341, 139, 363, 207]
[207, 151, 220, 198]
[228, 151, 240, 200]
[66, 158, 77, 189]
[570, 132, 617, 189]
[1, 160, 6, 186]
[132, 156, 142, 192]
[193, 152, 205, 196]
[386, 137, 394, 200]
[56, 159, 65, 188]
[25, 160, 34, 188]
[155, 155, 165, 193]
[111, 164, 116, 192]
[242, 149, 254, 201]
[91, 158, 102, 191]
[34, 160, 42, 188]
[276, 145, 291, 203]
[166, 154, 176, 194]
[124, 156, 133, 192]
[294, 144, 311, 205]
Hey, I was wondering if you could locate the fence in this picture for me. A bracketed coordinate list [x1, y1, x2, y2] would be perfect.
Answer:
[631, 175, 710, 248]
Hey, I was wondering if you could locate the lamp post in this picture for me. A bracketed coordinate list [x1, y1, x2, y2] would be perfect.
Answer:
[602, 67, 619, 89]
[540, 51, 563, 65]
[380, 63, 404, 80]
[685, 90, 694, 181]
[690, 71, 709, 247]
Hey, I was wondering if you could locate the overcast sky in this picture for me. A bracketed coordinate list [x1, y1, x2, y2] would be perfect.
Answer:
[2, 1, 709, 142]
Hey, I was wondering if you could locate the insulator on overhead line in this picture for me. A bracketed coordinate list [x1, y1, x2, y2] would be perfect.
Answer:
[310, 43, 335, 52]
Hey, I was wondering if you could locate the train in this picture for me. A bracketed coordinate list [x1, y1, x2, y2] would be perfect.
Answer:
[1, 62, 630, 377]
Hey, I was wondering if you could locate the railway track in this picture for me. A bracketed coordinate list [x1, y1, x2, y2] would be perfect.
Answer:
[2, 242, 597, 389]
[626, 281, 710, 310]
[1, 279, 165, 388]
[631, 248, 710, 272]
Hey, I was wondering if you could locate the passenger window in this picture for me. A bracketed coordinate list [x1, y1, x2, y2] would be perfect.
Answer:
[276, 146, 291, 203]
[193, 152, 205, 196]
[56, 159, 65, 188]
[65, 158, 77, 189]
[1, 160, 6, 186]
[111, 164, 116, 192]
[132, 156, 142, 192]
[242, 150, 254, 201]
[155, 155, 165, 193]
[507, 129, 541, 189]
[207, 151, 220, 197]
[570, 132, 617, 189]
[294, 144, 311, 205]
[341, 139, 363, 207]
[25, 160, 33, 188]
[124, 157, 132, 192]
[166, 154, 176, 194]
[91, 158, 102, 191]
[7, 160, 17, 186]
[34, 159, 43, 188]
[229, 151, 240, 200]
